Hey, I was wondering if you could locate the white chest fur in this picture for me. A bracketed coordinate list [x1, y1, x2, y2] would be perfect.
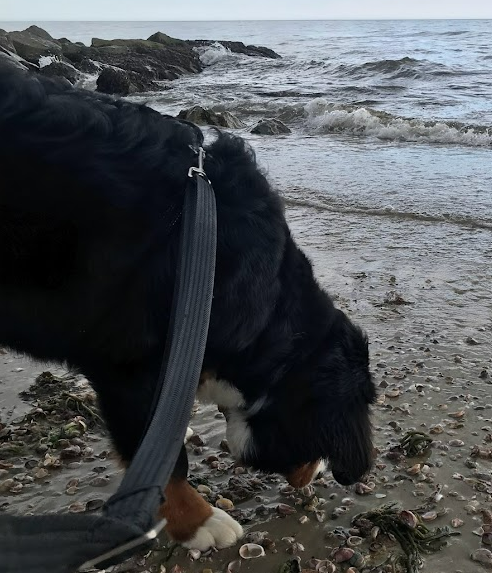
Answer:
[197, 376, 246, 409]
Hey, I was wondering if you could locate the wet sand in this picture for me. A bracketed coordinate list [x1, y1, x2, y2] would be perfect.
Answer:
[1, 200, 491, 573]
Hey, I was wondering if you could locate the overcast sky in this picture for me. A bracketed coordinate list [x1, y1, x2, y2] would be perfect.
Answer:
[2, 0, 491, 21]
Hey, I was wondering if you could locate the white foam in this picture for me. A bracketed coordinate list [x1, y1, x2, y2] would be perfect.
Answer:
[304, 98, 492, 147]
[38, 55, 59, 68]
[197, 43, 234, 66]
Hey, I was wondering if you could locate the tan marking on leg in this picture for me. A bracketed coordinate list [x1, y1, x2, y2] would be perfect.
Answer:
[159, 478, 213, 542]
[286, 461, 320, 488]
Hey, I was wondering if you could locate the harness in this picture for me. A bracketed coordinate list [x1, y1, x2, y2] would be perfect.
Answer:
[0, 146, 217, 573]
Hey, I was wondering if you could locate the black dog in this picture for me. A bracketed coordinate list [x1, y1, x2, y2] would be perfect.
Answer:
[0, 66, 376, 550]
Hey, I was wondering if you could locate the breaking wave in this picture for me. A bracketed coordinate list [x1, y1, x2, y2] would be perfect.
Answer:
[304, 99, 492, 147]
[196, 42, 237, 66]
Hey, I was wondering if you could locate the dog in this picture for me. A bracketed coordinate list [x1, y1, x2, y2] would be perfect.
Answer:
[0, 65, 376, 551]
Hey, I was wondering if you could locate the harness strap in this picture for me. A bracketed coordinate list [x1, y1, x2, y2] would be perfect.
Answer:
[0, 163, 217, 573]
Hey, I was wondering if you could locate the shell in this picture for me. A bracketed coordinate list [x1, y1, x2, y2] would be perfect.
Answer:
[277, 503, 297, 516]
[298, 515, 309, 525]
[197, 484, 212, 495]
[399, 510, 419, 529]
[315, 561, 336, 573]
[187, 549, 201, 560]
[239, 543, 266, 559]
[407, 463, 421, 476]
[245, 531, 267, 544]
[483, 533, 492, 546]
[216, 497, 234, 511]
[471, 548, 492, 566]
[354, 482, 375, 495]
[346, 536, 363, 547]
[333, 547, 354, 563]
[227, 560, 242, 573]
[421, 510, 438, 522]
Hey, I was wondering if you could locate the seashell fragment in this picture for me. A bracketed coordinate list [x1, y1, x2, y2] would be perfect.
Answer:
[407, 463, 421, 475]
[354, 481, 375, 495]
[245, 531, 267, 544]
[227, 560, 242, 573]
[277, 503, 297, 515]
[451, 517, 464, 528]
[315, 561, 336, 573]
[187, 549, 201, 560]
[421, 510, 438, 522]
[239, 543, 265, 559]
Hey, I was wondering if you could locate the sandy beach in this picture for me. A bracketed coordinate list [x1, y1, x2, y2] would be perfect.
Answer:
[1, 195, 491, 573]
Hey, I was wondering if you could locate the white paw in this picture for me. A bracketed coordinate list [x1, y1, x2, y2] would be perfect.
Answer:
[182, 507, 243, 551]
[184, 426, 194, 444]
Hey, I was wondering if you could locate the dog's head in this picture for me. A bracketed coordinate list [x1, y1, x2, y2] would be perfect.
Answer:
[225, 311, 376, 487]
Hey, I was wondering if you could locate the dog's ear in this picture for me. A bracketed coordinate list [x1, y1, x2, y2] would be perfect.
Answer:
[320, 399, 375, 485]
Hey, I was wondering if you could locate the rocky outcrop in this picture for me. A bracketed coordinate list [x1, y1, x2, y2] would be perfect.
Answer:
[251, 118, 291, 135]
[0, 44, 39, 71]
[7, 25, 62, 62]
[0, 26, 281, 95]
[187, 40, 281, 59]
[96, 67, 158, 96]
[39, 60, 80, 84]
[178, 106, 245, 129]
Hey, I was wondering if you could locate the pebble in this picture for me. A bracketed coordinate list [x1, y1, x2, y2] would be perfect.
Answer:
[216, 497, 234, 511]
[471, 548, 492, 568]
[0, 479, 15, 493]
[197, 484, 212, 495]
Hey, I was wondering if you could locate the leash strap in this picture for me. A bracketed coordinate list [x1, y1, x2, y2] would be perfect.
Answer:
[0, 159, 217, 573]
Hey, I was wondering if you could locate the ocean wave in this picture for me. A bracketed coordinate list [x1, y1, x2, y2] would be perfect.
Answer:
[283, 194, 492, 231]
[195, 42, 236, 66]
[335, 56, 455, 80]
[304, 99, 492, 147]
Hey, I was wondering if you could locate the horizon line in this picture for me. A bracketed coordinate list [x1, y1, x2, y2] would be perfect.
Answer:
[2, 17, 492, 22]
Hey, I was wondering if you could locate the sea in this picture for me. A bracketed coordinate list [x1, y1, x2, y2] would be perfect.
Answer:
[2, 20, 491, 297]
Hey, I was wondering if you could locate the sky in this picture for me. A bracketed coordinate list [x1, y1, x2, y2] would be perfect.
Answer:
[1, 0, 491, 21]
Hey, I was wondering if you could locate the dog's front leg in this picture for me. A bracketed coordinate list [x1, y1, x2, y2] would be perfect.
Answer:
[159, 446, 243, 550]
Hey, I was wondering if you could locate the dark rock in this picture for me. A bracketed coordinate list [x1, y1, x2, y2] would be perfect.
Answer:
[39, 60, 80, 84]
[24, 25, 55, 41]
[251, 118, 291, 135]
[66, 37, 203, 82]
[7, 27, 62, 63]
[188, 39, 281, 59]
[0, 30, 15, 52]
[147, 32, 187, 47]
[96, 67, 157, 96]
[0, 45, 39, 71]
[178, 105, 245, 128]
[91, 37, 166, 50]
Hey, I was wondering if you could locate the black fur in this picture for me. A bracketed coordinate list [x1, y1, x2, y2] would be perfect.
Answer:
[0, 66, 376, 486]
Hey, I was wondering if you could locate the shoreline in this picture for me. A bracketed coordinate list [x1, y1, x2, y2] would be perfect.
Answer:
[1, 199, 490, 572]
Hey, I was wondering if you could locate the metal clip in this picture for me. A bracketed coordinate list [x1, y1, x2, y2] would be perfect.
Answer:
[188, 146, 209, 181]
[78, 518, 167, 572]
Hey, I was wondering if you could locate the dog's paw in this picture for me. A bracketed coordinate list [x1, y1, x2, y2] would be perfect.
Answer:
[181, 507, 243, 551]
